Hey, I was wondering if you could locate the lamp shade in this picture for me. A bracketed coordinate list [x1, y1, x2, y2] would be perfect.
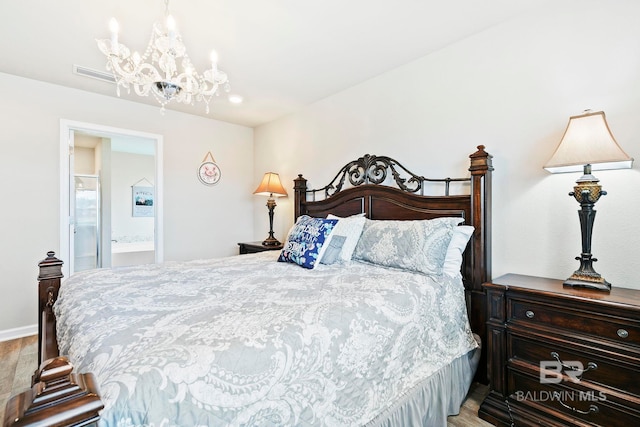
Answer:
[544, 111, 633, 174]
[254, 172, 288, 197]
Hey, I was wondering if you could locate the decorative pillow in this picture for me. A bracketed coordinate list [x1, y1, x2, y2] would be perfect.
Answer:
[352, 217, 463, 276]
[320, 214, 366, 264]
[278, 215, 338, 269]
[319, 235, 347, 265]
[442, 225, 475, 277]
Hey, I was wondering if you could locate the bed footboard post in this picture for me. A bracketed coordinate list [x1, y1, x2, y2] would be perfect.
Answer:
[294, 174, 308, 220]
[37, 251, 63, 366]
[468, 145, 493, 383]
[4, 357, 103, 426]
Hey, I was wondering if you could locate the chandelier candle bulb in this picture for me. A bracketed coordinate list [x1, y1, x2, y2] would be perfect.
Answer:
[210, 51, 218, 69]
[109, 18, 119, 52]
[166, 15, 176, 42]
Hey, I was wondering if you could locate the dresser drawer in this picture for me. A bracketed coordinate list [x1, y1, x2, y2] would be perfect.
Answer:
[508, 332, 640, 398]
[481, 275, 640, 427]
[509, 369, 640, 427]
[509, 298, 640, 347]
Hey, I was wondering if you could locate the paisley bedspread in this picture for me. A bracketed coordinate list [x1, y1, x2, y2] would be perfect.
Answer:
[54, 252, 478, 426]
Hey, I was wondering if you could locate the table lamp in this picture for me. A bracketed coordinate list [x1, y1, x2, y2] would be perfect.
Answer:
[544, 110, 633, 291]
[254, 172, 288, 246]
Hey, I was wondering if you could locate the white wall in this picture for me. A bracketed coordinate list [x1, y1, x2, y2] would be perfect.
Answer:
[74, 145, 96, 174]
[0, 72, 254, 334]
[254, 0, 640, 289]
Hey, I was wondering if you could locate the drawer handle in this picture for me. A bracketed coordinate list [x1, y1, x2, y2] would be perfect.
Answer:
[557, 400, 599, 416]
[551, 352, 597, 380]
[525, 310, 535, 319]
[617, 328, 629, 338]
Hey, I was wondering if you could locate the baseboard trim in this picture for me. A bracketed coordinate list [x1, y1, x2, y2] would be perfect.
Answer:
[0, 324, 37, 342]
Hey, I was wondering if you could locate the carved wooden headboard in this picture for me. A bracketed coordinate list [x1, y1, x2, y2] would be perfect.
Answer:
[292, 146, 493, 381]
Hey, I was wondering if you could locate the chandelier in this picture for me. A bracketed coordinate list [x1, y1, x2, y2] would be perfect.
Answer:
[96, 0, 230, 114]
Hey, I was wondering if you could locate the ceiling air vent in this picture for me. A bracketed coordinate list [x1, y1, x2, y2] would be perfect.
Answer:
[73, 65, 116, 84]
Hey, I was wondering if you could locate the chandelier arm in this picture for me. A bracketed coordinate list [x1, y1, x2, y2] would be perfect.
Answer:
[119, 62, 162, 86]
[134, 82, 153, 97]
[107, 59, 138, 83]
[199, 83, 220, 97]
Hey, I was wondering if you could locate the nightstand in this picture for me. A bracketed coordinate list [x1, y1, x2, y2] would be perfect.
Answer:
[479, 274, 640, 427]
[238, 241, 283, 255]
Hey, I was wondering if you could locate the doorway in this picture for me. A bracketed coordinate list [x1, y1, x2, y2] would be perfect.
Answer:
[73, 174, 100, 271]
[60, 120, 164, 277]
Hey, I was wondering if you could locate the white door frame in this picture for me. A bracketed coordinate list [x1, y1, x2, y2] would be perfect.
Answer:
[60, 119, 164, 277]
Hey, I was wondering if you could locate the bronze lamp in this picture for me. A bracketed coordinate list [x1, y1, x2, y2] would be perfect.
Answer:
[544, 110, 633, 291]
[254, 172, 288, 246]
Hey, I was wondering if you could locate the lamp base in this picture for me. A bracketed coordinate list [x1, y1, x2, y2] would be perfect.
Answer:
[262, 237, 282, 246]
[563, 273, 611, 292]
[562, 165, 611, 293]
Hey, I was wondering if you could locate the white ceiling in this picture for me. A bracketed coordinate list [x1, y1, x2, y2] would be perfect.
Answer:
[1, 0, 546, 127]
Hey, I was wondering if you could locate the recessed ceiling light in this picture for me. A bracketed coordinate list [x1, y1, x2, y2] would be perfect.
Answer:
[228, 94, 243, 104]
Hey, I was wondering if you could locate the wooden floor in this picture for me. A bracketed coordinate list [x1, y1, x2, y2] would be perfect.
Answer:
[1, 335, 38, 426]
[0, 335, 493, 426]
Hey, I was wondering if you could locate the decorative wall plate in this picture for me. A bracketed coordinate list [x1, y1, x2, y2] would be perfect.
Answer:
[198, 152, 221, 185]
[198, 161, 221, 185]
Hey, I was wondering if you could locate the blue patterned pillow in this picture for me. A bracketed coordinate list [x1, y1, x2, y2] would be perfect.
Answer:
[278, 216, 339, 269]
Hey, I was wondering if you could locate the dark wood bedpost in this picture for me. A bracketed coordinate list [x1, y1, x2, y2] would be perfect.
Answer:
[37, 251, 63, 365]
[293, 174, 308, 220]
[469, 145, 493, 288]
[468, 145, 493, 383]
[4, 357, 103, 426]
[3, 252, 104, 426]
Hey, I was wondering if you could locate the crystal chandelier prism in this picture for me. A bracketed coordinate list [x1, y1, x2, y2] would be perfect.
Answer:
[96, 0, 230, 114]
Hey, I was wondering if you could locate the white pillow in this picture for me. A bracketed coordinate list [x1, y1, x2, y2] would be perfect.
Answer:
[320, 213, 366, 263]
[442, 225, 474, 277]
[318, 235, 346, 265]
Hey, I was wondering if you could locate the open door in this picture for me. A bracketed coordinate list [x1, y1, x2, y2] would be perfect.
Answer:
[60, 120, 163, 277]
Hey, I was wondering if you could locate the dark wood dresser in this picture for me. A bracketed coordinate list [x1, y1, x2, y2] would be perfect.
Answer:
[479, 274, 640, 427]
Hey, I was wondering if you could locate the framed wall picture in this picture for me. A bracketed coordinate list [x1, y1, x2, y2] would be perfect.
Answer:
[132, 185, 154, 217]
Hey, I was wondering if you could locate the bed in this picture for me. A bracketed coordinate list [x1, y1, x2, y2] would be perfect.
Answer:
[5, 146, 493, 426]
